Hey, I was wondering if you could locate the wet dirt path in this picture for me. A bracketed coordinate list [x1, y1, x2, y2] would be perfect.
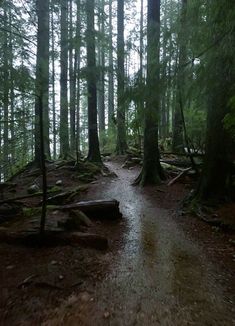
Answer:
[45, 162, 234, 325]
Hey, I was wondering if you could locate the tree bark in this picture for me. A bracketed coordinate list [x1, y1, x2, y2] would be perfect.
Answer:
[98, 0, 106, 140]
[116, 0, 128, 154]
[195, 1, 235, 202]
[86, 0, 102, 163]
[35, 0, 49, 235]
[69, 0, 76, 153]
[9, 10, 15, 171]
[3, 6, 9, 180]
[35, 0, 50, 164]
[75, 0, 81, 156]
[51, 9, 57, 159]
[60, 0, 70, 158]
[172, 0, 187, 153]
[108, 0, 115, 128]
[135, 0, 165, 185]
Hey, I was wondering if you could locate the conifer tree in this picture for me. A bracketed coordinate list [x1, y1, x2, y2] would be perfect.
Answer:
[135, 0, 165, 185]
[86, 0, 102, 163]
[116, 0, 128, 154]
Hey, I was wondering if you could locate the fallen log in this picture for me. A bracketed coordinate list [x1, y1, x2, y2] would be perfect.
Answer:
[58, 199, 122, 219]
[0, 230, 108, 250]
[160, 162, 183, 172]
[131, 157, 142, 163]
[0, 188, 62, 205]
[46, 185, 88, 205]
[160, 159, 191, 168]
[163, 151, 205, 157]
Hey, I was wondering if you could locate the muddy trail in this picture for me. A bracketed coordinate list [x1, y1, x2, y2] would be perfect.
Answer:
[44, 161, 235, 326]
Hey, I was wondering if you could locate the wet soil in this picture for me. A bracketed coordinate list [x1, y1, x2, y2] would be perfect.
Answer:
[42, 162, 235, 326]
[0, 163, 126, 325]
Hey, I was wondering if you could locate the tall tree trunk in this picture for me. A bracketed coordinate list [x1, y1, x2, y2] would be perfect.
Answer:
[0, 111, 2, 182]
[139, 0, 144, 80]
[21, 89, 27, 166]
[108, 0, 114, 128]
[136, 0, 144, 148]
[160, 0, 168, 141]
[51, 9, 57, 159]
[166, 1, 174, 139]
[60, 0, 70, 158]
[195, 2, 235, 202]
[98, 0, 105, 140]
[69, 0, 76, 153]
[35, 0, 49, 236]
[35, 0, 50, 164]
[9, 10, 15, 169]
[86, 0, 102, 163]
[116, 0, 127, 154]
[75, 0, 81, 156]
[172, 0, 187, 153]
[3, 6, 9, 180]
[135, 0, 165, 186]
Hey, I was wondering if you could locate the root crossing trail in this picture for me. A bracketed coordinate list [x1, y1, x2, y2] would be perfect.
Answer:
[45, 162, 234, 326]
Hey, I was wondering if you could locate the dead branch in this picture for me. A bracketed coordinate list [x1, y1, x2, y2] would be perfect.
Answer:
[167, 167, 192, 186]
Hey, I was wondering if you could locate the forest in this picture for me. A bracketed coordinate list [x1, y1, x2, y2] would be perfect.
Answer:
[0, 0, 234, 325]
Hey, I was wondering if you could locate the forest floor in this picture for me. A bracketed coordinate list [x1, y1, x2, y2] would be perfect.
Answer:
[0, 158, 234, 325]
